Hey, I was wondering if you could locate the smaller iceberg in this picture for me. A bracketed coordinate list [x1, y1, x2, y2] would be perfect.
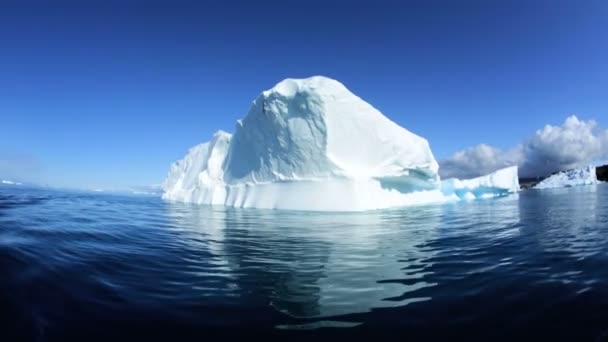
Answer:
[1, 180, 22, 186]
[441, 166, 519, 200]
[534, 165, 598, 189]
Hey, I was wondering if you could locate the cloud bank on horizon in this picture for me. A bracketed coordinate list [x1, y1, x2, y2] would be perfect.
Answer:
[440, 116, 608, 179]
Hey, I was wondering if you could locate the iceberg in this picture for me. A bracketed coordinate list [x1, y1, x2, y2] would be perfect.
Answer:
[163, 76, 519, 211]
[441, 166, 519, 200]
[1, 180, 22, 186]
[534, 165, 598, 189]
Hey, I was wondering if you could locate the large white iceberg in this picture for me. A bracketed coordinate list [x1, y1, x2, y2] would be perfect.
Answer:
[534, 165, 598, 189]
[163, 76, 519, 211]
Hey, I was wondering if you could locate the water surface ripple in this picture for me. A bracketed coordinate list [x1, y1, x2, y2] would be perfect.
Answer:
[1, 185, 608, 340]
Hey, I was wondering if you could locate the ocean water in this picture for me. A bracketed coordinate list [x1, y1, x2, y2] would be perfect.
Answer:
[1, 185, 608, 341]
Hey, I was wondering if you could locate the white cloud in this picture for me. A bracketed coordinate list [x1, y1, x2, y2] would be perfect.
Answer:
[440, 116, 608, 179]
[521, 116, 606, 177]
[439, 144, 522, 179]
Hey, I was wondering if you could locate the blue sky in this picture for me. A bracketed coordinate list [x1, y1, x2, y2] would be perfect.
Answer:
[1, 0, 607, 188]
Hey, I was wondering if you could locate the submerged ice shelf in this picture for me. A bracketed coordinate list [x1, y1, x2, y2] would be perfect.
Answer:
[163, 76, 519, 211]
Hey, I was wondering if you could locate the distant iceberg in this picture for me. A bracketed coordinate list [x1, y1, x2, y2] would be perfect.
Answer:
[1, 180, 22, 186]
[163, 76, 519, 211]
[534, 165, 598, 189]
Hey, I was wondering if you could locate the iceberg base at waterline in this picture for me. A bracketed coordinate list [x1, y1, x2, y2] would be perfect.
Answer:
[163, 164, 519, 211]
[164, 177, 447, 212]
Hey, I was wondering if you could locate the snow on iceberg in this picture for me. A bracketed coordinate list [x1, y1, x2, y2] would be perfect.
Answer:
[534, 165, 598, 189]
[163, 76, 518, 211]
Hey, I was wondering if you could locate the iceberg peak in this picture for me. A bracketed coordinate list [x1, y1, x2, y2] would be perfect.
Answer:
[262, 76, 348, 98]
[223, 75, 439, 185]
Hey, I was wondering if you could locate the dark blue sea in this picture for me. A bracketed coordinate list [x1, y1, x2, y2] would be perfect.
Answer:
[1, 184, 608, 341]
